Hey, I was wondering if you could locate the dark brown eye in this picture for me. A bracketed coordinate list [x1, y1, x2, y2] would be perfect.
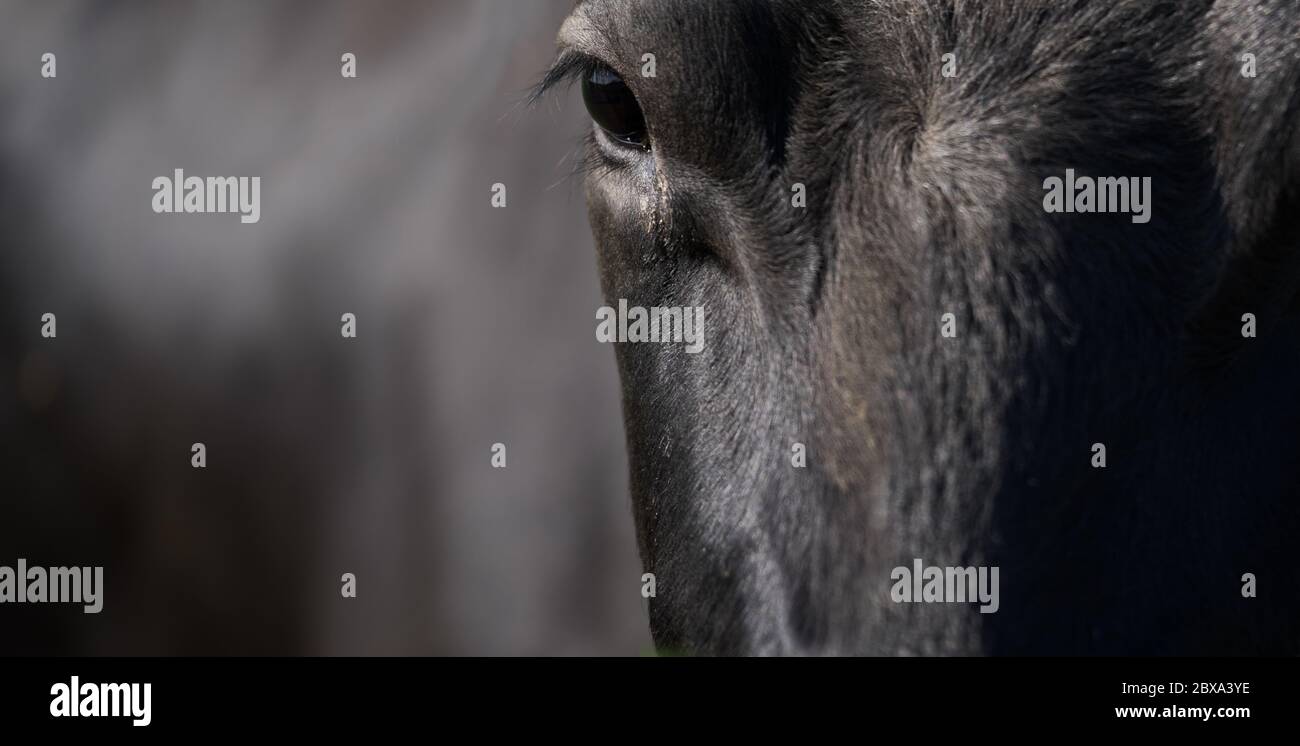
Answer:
[581, 64, 648, 149]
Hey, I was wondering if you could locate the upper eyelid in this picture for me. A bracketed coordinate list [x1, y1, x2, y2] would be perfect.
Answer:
[530, 8, 633, 107]
[533, 7, 629, 98]
[558, 8, 618, 66]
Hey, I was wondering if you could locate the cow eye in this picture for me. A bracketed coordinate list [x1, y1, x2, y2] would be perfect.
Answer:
[582, 64, 648, 149]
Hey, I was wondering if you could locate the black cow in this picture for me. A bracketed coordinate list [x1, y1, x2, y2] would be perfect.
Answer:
[538, 0, 1300, 654]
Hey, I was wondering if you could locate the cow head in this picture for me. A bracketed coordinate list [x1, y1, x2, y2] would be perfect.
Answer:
[541, 0, 1300, 654]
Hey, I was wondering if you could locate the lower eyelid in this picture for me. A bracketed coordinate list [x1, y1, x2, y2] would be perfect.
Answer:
[592, 125, 648, 160]
[585, 128, 658, 189]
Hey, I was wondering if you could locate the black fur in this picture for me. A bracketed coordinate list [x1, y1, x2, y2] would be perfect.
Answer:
[548, 0, 1300, 654]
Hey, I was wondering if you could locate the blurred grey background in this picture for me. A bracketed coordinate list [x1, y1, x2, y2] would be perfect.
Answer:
[0, 0, 651, 654]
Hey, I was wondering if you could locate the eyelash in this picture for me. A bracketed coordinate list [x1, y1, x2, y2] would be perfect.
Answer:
[528, 50, 602, 107]
[576, 130, 621, 179]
